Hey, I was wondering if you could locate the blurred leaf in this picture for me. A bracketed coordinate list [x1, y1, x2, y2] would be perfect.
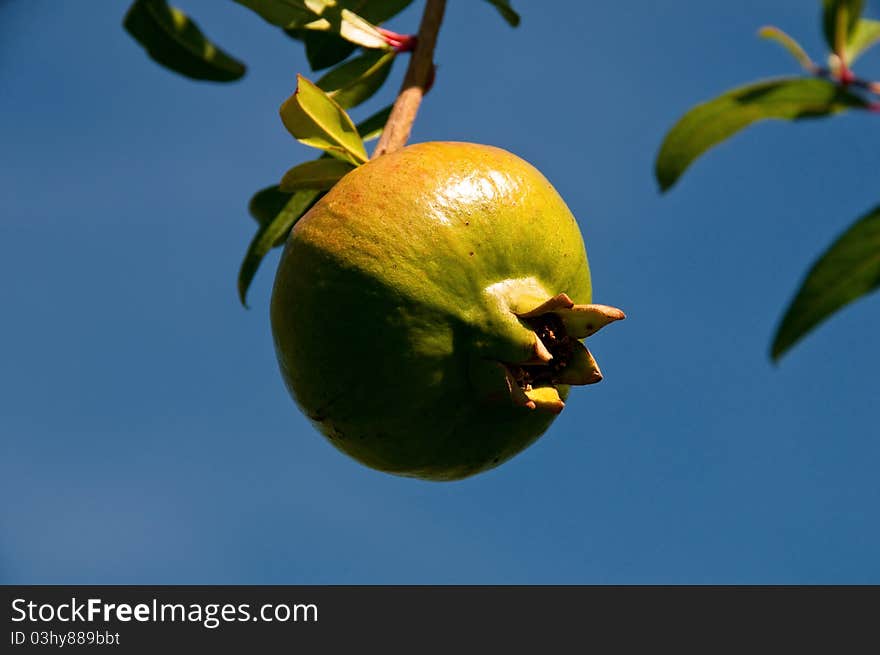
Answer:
[266, 3, 390, 48]
[655, 78, 867, 192]
[482, 0, 520, 27]
[822, 0, 864, 54]
[771, 205, 880, 360]
[233, 0, 318, 28]
[358, 0, 414, 24]
[847, 18, 880, 62]
[356, 104, 393, 141]
[300, 30, 359, 69]
[239, 189, 324, 306]
[279, 158, 355, 191]
[280, 74, 368, 164]
[238, 0, 412, 29]
[285, 0, 413, 70]
[249, 185, 292, 226]
[362, 0, 413, 25]
[249, 185, 295, 248]
[758, 26, 815, 70]
[317, 49, 395, 108]
[123, 0, 245, 81]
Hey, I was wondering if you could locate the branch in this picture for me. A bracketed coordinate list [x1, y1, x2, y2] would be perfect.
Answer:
[371, 0, 446, 158]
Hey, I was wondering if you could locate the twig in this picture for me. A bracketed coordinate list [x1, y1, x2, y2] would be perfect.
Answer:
[814, 66, 880, 96]
[371, 0, 446, 158]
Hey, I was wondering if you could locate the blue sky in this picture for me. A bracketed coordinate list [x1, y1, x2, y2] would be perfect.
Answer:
[1, 0, 878, 583]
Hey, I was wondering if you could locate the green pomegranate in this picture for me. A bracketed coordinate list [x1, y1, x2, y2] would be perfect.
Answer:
[271, 141, 623, 480]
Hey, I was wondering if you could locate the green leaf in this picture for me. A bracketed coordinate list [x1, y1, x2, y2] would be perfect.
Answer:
[846, 18, 880, 62]
[239, 189, 324, 306]
[279, 158, 355, 191]
[280, 74, 368, 164]
[771, 205, 880, 360]
[241, 67, 396, 305]
[249, 105, 384, 227]
[123, 0, 246, 82]
[822, 0, 864, 54]
[317, 49, 396, 109]
[356, 104, 393, 141]
[758, 26, 815, 71]
[655, 78, 867, 192]
[482, 0, 520, 27]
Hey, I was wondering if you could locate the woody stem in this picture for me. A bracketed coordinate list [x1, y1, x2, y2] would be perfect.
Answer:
[371, 0, 446, 158]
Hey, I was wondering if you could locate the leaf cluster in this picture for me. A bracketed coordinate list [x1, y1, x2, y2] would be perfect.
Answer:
[124, 1, 875, 361]
[655, 0, 880, 359]
[123, 1, 519, 304]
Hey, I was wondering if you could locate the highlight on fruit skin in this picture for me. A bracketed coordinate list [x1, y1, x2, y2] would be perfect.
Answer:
[270, 141, 624, 481]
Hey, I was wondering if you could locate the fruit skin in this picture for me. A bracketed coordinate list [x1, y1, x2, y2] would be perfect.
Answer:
[271, 141, 593, 480]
